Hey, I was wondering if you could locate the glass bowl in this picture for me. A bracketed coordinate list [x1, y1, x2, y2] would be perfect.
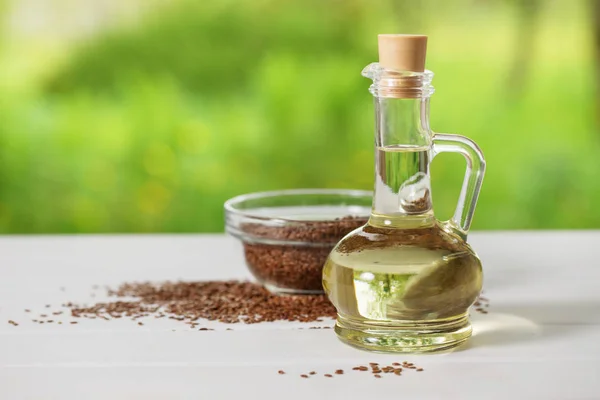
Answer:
[224, 189, 372, 294]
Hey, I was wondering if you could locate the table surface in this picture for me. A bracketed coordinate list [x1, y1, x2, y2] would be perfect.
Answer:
[0, 232, 599, 400]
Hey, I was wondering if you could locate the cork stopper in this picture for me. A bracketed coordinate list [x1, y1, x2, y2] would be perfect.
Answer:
[378, 34, 427, 72]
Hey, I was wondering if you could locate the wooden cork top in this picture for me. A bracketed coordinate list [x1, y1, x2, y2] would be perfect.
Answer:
[378, 34, 428, 72]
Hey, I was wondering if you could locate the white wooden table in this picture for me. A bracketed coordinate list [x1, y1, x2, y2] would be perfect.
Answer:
[0, 232, 599, 400]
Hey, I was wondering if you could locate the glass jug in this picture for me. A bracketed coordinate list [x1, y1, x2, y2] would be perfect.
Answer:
[322, 35, 486, 353]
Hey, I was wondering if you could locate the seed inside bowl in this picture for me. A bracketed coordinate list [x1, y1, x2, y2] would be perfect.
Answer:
[241, 216, 368, 293]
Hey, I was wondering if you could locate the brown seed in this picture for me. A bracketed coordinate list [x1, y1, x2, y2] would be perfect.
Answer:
[24, 309, 31, 313]
[374, 374, 381, 378]
[300, 374, 309, 378]
[241, 217, 367, 292]
[309, 371, 316, 375]
[392, 362, 400, 366]
[40, 314, 47, 318]
[64, 281, 336, 326]
[70, 321, 78, 324]
[335, 369, 343, 375]
[324, 374, 333, 378]
[278, 370, 285, 375]
[394, 370, 402, 375]
[137, 322, 143, 326]
[7, 320, 18, 326]
[417, 368, 424, 372]
[58, 322, 62, 324]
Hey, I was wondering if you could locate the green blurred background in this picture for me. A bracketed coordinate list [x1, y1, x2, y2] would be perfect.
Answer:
[0, 0, 597, 233]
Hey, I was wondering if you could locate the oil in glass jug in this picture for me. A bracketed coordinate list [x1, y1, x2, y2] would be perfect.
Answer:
[322, 34, 486, 353]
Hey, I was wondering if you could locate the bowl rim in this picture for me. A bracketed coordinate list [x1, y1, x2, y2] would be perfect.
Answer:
[224, 188, 372, 222]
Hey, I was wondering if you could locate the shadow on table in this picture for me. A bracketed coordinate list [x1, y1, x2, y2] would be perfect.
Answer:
[457, 300, 600, 351]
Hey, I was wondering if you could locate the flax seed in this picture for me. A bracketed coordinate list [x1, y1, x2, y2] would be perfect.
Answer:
[242, 217, 367, 292]
[65, 281, 335, 326]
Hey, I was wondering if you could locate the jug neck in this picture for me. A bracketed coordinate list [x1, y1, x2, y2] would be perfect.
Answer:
[366, 70, 436, 229]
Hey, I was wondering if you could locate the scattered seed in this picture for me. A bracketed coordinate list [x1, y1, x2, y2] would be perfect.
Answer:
[374, 374, 381, 378]
[309, 371, 316, 375]
[335, 369, 343, 375]
[417, 368, 424, 372]
[7, 320, 18, 326]
[278, 370, 285, 375]
[300, 374, 308, 378]
[24, 309, 31, 313]
[392, 362, 400, 366]
[324, 374, 333, 378]
[137, 322, 143, 326]
[70, 321, 78, 324]
[65, 281, 336, 326]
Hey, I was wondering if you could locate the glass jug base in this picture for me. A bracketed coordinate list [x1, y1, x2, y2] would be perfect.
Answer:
[334, 313, 472, 353]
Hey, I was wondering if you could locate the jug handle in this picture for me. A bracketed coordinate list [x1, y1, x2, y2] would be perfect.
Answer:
[431, 133, 486, 239]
